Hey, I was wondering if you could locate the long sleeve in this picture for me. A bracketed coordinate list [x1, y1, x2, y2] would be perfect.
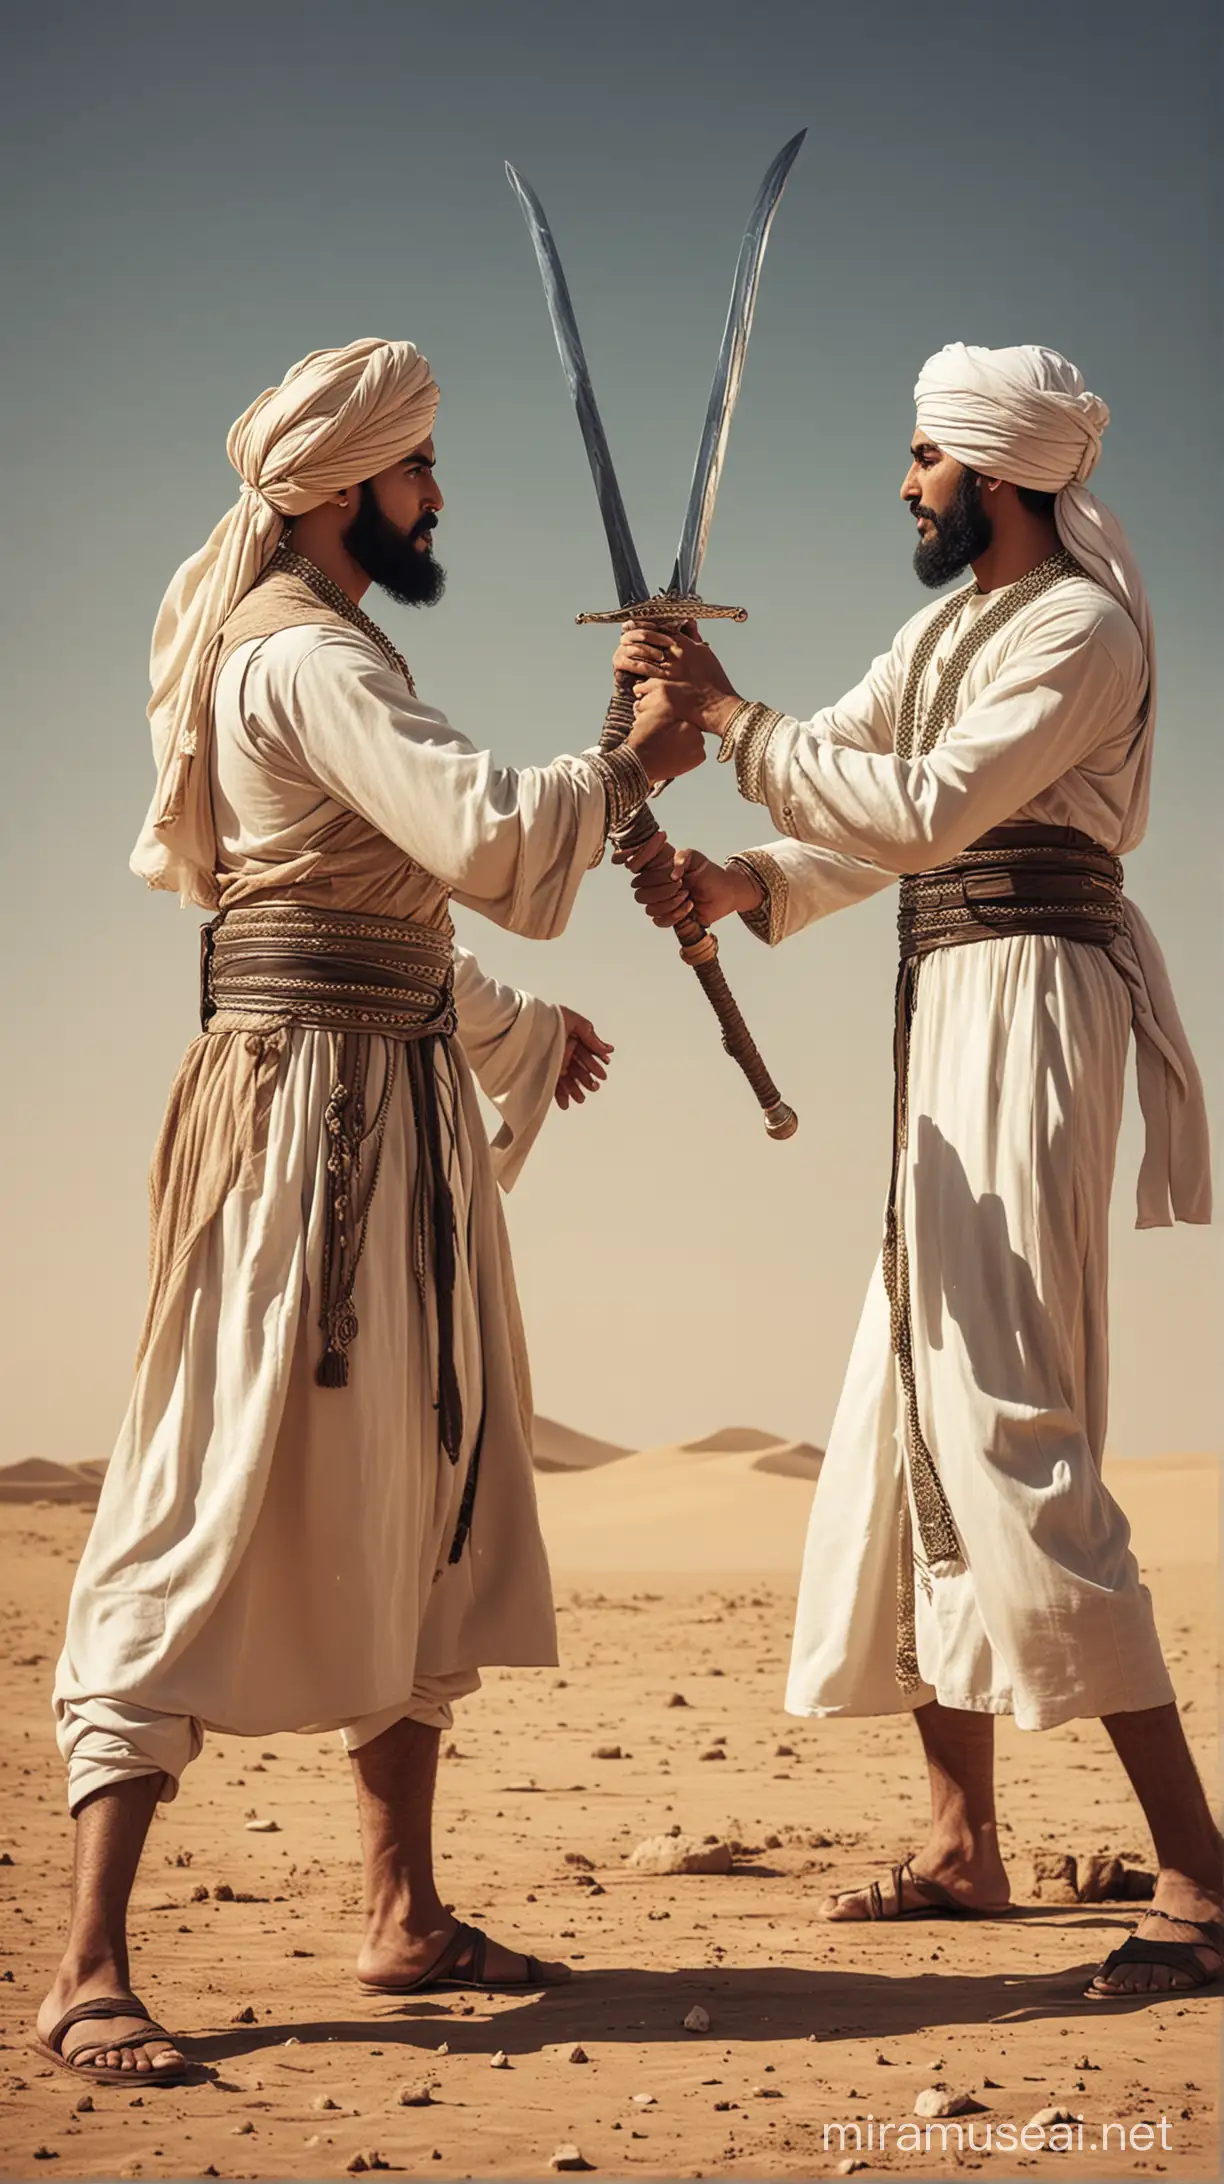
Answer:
[742, 598, 1147, 875]
[267, 628, 608, 938]
[730, 839, 896, 945]
[451, 945, 566, 1191]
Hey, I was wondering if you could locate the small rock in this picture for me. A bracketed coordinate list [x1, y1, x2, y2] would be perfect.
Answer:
[190, 1883, 210, 1902]
[398, 2085, 433, 2107]
[232, 2004, 257, 2024]
[683, 2005, 711, 2033]
[629, 1833, 732, 1876]
[566, 2044, 589, 2064]
[915, 2088, 981, 2118]
[314, 2095, 341, 2112]
[592, 1744, 622, 1760]
[753, 2084, 783, 2098]
[232, 2120, 255, 2135]
[74, 2096, 94, 2115]
[1118, 1865, 1156, 1900]
[564, 1851, 595, 1869]
[32, 2152, 58, 2165]
[836, 2162, 868, 2177]
[1028, 2106, 1078, 2129]
[435, 2041, 449, 2055]
[213, 1882, 235, 1902]
[666, 1693, 688, 1707]
[632, 2093, 656, 2107]
[550, 2149, 593, 2173]
[698, 1746, 726, 1761]
[764, 1833, 783, 1850]
[490, 2050, 510, 2069]
[245, 1818, 280, 1833]
[775, 1744, 796, 1758]
[1076, 1852, 1125, 1902]
[1029, 1851, 1078, 1904]
[346, 2158, 369, 2176]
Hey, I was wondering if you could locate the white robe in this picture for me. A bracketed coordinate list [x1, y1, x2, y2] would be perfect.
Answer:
[738, 575, 1209, 1730]
[54, 625, 607, 1811]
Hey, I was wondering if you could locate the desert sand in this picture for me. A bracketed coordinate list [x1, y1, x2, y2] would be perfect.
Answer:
[0, 1434, 1218, 2181]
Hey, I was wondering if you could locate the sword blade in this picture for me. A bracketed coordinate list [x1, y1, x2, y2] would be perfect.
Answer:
[506, 162, 649, 609]
[670, 130, 806, 599]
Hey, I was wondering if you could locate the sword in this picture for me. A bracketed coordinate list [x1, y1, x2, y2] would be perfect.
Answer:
[507, 135, 805, 1140]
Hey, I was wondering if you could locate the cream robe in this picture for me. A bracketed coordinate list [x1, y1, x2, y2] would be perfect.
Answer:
[55, 625, 607, 1810]
[738, 575, 1209, 1730]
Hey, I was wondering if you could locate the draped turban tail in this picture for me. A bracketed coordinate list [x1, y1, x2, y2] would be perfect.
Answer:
[913, 342, 1154, 735]
[132, 338, 440, 907]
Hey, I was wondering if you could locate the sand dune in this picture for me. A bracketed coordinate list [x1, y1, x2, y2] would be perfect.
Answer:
[531, 1415, 632, 1472]
[681, 1425, 790, 1453]
[0, 1457, 104, 1505]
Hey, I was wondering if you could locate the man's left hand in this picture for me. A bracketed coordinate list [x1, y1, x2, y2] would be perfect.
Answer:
[555, 1008, 614, 1110]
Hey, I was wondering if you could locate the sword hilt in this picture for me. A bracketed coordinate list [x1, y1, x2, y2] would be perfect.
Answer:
[577, 591, 748, 628]
[597, 670, 797, 1142]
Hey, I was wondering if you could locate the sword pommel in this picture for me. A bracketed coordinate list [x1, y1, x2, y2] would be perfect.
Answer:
[575, 593, 748, 627]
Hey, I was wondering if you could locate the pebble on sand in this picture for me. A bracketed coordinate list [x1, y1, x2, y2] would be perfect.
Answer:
[550, 2148, 594, 2173]
[490, 2050, 510, 2069]
[629, 1834, 732, 1877]
[245, 1818, 280, 1833]
[592, 1745, 622, 1760]
[914, 2089, 982, 2118]
[566, 2044, 589, 2064]
[398, 2086, 434, 2107]
[683, 2006, 711, 2033]
[1028, 2106, 1080, 2129]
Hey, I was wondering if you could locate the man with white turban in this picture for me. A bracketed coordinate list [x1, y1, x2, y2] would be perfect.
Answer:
[614, 345, 1219, 2002]
[38, 338, 704, 2083]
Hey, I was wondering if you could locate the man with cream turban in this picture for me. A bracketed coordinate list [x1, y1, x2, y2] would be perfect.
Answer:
[38, 338, 703, 2082]
[615, 344, 1219, 2001]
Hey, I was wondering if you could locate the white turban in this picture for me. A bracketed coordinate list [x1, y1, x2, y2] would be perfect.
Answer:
[913, 343, 1153, 731]
[132, 337, 439, 907]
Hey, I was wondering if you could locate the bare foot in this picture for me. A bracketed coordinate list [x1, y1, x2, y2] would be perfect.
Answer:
[820, 1847, 1011, 1922]
[1087, 1872, 1223, 1998]
[358, 1916, 570, 1991]
[37, 1970, 185, 2078]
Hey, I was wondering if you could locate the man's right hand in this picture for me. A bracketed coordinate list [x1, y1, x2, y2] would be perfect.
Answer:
[613, 838, 766, 930]
[625, 703, 707, 784]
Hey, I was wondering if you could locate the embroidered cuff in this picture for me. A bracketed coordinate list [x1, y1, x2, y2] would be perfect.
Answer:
[729, 703, 785, 804]
[728, 849, 790, 948]
[584, 742, 652, 862]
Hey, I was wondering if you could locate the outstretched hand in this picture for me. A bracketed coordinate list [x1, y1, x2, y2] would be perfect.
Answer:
[555, 1008, 614, 1110]
[613, 833, 765, 929]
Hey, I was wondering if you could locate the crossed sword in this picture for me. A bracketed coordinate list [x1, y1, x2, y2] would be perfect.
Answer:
[507, 134, 805, 1141]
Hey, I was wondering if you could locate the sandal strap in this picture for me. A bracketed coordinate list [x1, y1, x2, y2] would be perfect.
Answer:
[65, 2026, 177, 2066]
[46, 1997, 157, 2058]
[1097, 1935, 1220, 1984]
[421, 1921, 482, 1988]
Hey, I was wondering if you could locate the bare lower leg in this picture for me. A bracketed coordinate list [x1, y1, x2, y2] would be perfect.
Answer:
[351, 1714, 568, 1987]
[1088, 1703, 1223, 1995]
[37, 1776, 184, 2072]
[821, 1703, 1010, 1919]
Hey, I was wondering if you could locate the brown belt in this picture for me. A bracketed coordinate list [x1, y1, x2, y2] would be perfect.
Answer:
[198, 901, 480, 1564]
[885, 826, 1124, 1690]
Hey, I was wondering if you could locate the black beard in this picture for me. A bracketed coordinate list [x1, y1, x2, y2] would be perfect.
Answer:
[342, 483, 446, 606]
[912, 468, 992, 589]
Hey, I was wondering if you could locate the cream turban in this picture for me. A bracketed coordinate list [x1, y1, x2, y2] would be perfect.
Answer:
[914, 343, 1153, 730]
[132, 337, 439, 907]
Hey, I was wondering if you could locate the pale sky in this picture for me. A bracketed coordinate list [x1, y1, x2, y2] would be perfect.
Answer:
[0, 0, 1217, 1466]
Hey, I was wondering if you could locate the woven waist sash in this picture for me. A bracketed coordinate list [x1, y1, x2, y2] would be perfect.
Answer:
[200, 900, 457, 1040]
[898, 824, 1124, 961]
[886, 825, 1124, 1693]
[197, 903, 479, 1560]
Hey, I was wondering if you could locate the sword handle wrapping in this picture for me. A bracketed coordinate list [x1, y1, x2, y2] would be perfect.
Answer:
[599, 677, 797, 1140]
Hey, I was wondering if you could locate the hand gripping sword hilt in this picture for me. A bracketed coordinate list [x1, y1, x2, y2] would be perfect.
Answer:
[597, 659, 797, 1142]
